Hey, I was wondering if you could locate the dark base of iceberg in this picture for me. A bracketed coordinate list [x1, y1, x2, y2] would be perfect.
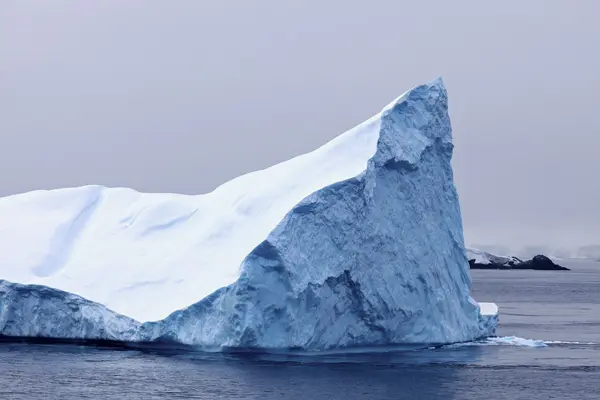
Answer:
[0, 334, 131, 348]
[0, 329, 494, 357]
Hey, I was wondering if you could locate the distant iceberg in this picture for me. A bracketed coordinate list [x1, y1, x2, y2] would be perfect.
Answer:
[0, 78, 497, 350]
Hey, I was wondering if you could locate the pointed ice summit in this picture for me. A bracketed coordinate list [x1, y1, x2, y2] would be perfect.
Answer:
[0, 78, 497, 350]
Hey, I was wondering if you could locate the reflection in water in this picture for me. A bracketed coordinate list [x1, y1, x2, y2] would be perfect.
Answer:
[0, 342, 486, 399]
[1, 339, 599, 399]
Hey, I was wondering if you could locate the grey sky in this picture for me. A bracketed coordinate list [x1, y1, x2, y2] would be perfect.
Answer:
[1, 0, 599, 250]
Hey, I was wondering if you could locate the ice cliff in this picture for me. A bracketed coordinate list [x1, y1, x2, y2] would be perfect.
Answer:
[0, 280, 140, 341]
[0, 78, 497, 349]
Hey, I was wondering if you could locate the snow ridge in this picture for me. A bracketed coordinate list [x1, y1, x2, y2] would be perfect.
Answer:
[465, 247, 521, 266]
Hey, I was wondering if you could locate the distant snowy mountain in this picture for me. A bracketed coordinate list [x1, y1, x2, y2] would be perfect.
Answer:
[467, 244, 600, 261]
[0, 79, 497, 349]
[466, 247, 569, 270]
[465, 247, 521, 267]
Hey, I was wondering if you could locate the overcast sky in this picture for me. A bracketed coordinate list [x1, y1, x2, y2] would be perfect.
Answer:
[1, 0, 599, 250]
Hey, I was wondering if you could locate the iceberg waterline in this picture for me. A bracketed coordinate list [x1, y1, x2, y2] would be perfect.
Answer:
[0, 78, 498, 350]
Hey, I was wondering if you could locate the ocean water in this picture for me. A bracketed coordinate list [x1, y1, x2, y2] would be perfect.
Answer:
[1, 259, 599, 399]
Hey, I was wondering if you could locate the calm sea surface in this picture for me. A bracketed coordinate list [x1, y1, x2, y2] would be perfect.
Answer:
[1, 259, 599, 399]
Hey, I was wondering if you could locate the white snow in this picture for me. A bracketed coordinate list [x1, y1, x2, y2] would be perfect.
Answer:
[465, 248, 493, 264]
[478, 302, 498, 316]
[465, 247, 520, 266]
[0, 90, 409, 323]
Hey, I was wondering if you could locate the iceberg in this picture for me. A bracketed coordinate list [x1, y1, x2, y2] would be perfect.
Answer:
[0, 78, 497, 349]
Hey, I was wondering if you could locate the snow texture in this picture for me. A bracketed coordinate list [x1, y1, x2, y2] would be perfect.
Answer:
[0, 78, 497, 349]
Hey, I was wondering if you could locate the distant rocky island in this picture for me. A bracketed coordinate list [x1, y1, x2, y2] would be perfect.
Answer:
[469, 243, 600, 260]
[466, 248, 570, 271]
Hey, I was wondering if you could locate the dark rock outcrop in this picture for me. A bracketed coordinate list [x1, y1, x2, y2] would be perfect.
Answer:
[512, 255, 570, 270]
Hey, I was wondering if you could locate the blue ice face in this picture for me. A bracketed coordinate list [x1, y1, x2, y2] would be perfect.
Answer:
[142, 79, 495, 350]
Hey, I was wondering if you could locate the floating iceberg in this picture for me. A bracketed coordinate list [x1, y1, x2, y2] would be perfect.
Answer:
[0, 78, 497, 350]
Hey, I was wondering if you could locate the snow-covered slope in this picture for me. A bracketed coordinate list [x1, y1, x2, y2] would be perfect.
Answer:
[0, 99, 385, 323]
[0, 78, 497, 349]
